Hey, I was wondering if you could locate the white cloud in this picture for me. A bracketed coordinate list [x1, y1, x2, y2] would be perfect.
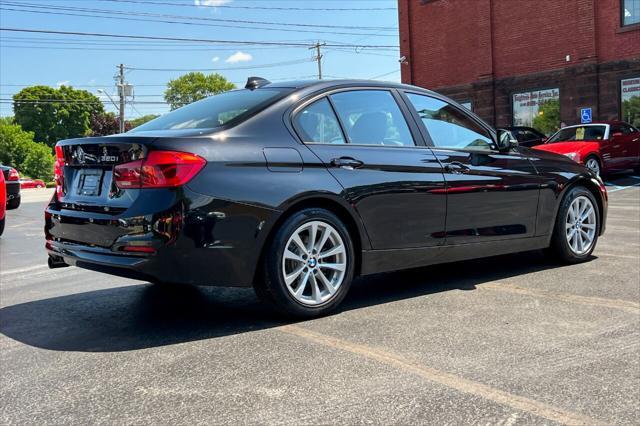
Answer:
[194, 0, 232, 7]
[225, 51, 252, 64]
[56, 80, 70, 87]
[212, 56, 220, 62]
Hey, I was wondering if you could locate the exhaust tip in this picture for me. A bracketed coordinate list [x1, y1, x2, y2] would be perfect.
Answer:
[48, 255, 69, 269]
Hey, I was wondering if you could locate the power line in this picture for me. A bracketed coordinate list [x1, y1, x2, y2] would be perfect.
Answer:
[2, 2, 397, 31]
[0, 4, 397, 37]
[125, 58, 315, 72]
[95, 0, 398, 12]
[369, 69, 401, 80]
[0, 28, 400, 49]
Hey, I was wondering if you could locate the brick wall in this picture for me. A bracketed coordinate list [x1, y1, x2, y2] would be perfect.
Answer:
[399, 0, 640, 126]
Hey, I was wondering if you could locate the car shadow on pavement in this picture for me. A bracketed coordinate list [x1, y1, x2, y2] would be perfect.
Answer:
[0, 250, 581, 352]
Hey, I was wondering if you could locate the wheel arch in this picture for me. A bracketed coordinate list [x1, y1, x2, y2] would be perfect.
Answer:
[253, 194, 368, 285]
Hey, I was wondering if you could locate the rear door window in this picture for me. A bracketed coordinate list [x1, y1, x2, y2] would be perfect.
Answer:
[329, 90, 415, 147]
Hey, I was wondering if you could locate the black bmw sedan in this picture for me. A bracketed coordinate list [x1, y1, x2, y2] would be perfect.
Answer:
[45, 78, 607, 317]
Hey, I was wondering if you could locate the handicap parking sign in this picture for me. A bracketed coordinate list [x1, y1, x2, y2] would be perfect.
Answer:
[580, 107, 592, 124]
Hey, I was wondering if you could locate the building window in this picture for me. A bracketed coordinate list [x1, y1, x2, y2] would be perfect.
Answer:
[621, 77, 640, 127]
[622, 0, 640, 26]
[512, 88, 560, 135]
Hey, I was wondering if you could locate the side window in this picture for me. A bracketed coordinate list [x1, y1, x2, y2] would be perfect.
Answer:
[406, 93, 494, 151]
[295, 98, 345, 144]
[329, 90, 415, 146]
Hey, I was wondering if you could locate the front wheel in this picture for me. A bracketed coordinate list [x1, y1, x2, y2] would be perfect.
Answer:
[254, 208, 355, 318]
[548, 186, 600, 263]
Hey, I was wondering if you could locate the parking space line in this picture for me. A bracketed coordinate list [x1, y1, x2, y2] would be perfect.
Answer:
[279, 325, 601, 425]
[594, 252, 640, 260]
[482, 283, 639, 314]
[0, 264, 48, 277]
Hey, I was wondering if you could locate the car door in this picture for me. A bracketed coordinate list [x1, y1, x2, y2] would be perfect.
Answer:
[620, 123, 640, 168]
[292, 89, 447, 249]
[599, 125, 627, 171]
[403, 92, 542, 245]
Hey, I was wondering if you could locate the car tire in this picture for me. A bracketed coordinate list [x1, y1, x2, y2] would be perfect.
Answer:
[0, 217, 4, 237]
[7, 197, 20, 210]
[36, 185, 43, 188]
[254, 208, 355, 318]
[584, 155, 601, 177]
[547, 186, 600, 264]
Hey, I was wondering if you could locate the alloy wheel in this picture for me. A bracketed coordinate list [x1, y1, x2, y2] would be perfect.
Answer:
[282, 220, 347, 306]
[585, 158, 600, 176]
[565, 195, 597, 255]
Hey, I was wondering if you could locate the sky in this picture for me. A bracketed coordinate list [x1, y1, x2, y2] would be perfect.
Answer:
[0, 0, 401, 118]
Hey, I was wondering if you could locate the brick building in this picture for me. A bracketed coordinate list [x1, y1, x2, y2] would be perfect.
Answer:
[398, 0, 640, 132]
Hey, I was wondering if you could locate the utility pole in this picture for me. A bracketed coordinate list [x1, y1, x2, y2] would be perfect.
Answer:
[309, 42, 325, 80]
[117, 63, 125, 133]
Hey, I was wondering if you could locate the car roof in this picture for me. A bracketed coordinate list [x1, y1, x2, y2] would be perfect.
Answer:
[261, 78, 439, 95]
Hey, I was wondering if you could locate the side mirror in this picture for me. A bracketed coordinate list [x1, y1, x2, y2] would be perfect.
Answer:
[497, 129, 518, 151]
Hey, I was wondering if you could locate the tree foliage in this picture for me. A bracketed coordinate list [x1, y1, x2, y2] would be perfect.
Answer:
[128, 114, 159, 128]
[13, 85, 104, 148]
[0, 122, 54, 180]
[532, 99, 561, 135]
[164, 72, 235, 110]
[622, 96, 640, 127]
[89, 112, 132, 136]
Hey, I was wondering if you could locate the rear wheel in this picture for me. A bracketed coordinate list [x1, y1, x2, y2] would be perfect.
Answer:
[254, 208, 355, 318]
[548, 186, 600, 263]
[584, 155, 601, 177]
[0, 217, 4, 236]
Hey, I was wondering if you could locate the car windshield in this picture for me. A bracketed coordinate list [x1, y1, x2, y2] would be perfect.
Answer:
[129, 88, 291, 132]
[547, 125, 606, 143]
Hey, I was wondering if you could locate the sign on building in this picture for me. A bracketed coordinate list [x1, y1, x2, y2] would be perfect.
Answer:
[512, 88, 560, 129]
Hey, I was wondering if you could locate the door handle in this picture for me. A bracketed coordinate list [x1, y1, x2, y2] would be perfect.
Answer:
[444, 161, 470, 174]
[330, 157, 364, 170]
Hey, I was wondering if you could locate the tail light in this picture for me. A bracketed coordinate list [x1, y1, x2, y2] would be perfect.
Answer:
[114, 150, 205, 189]
[54, 145, 65, 196]
[7, 168, 19, 181]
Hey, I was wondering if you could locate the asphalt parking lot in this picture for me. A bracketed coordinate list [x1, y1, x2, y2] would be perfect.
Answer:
[1, 177, 639, 425]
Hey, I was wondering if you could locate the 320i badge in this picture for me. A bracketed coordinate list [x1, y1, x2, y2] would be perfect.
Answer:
[45, 78, 608, 317]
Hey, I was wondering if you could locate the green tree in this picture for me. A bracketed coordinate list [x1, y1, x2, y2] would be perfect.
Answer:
[622, 96, 640, 127]
[128, 114, 159, 128]
[0, 122, 54, 180]
[13, 85, 104, 148]
[532, 99, 561, 135]
[164, 72, 235, 110]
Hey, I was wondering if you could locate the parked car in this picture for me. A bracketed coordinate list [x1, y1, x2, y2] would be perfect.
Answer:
[19, 178, 46, 189]
[0, 170, 5, 236]
[533, 121, 640, 176]
[45, 78, 607, 317]
[499, 126, 547, 147]
[0, 165, 21, 209]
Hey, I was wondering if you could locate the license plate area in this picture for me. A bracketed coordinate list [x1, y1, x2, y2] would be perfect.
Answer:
[77, 169, 104, 197]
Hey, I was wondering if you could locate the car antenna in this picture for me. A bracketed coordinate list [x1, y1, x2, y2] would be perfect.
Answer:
[245, 77, 271, 90]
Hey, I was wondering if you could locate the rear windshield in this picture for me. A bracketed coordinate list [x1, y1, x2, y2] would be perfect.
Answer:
[130, 88, 290, 132]
[548, 125, 606, 143]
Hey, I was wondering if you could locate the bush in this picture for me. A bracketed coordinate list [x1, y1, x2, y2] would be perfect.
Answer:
[0, 122, 54, 180]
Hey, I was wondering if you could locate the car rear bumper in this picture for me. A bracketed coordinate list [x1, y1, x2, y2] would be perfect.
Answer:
[44, 188, 277, 287]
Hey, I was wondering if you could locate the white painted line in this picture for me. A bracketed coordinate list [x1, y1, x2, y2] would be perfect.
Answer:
[0, 264, 48, 276]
